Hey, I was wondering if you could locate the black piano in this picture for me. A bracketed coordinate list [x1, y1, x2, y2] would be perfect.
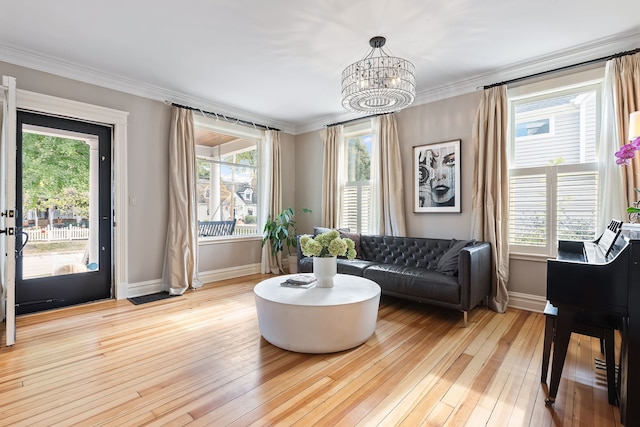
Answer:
[546, 220, 640, 425]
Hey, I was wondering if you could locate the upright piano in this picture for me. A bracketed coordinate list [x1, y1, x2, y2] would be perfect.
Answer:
[546, 221, 639, 425]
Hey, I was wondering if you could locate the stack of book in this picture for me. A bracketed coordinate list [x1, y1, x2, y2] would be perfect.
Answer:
[281, 274, 317, 288]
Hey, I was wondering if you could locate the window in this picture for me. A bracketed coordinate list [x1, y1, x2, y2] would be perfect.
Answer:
[508, 71, 602, 256]
[193, 116, 264, 240]
[341, 123, 372, 234]
[515, 118, 552, 138]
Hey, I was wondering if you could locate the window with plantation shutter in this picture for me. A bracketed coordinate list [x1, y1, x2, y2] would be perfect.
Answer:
[508, 77, 601, 256]
[340, 124, 372, 234]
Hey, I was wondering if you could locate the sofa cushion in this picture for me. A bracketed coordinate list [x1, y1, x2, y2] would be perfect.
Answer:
[339, 231, 362, 259]
[337, 258, 377, 276]
[363, 264, 460, 305]
[436, 239, 476, 276]
[298, 255, 375, 276]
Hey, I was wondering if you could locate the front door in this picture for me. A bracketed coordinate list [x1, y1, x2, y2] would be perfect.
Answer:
[15, 111, 112, 314]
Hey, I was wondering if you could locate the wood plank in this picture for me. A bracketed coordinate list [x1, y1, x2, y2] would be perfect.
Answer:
[0, 275, 621, 427]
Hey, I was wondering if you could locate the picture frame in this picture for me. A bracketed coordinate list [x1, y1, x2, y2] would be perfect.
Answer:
[413, 139, 461, 213]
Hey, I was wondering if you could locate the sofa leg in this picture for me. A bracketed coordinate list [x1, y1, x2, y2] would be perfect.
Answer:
[463, 311, 468, 327]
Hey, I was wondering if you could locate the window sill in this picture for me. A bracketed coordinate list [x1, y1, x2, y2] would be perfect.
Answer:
[509, 252, 552, 263]
[198, 235, 261, 246]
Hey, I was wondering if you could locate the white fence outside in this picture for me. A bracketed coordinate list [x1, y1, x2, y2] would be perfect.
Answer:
[233, 224, 258, 236]
[25, 225, 90, 242]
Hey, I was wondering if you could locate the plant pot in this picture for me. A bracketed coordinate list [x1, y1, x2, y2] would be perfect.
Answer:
[287, 254, 298, 274]
[313, 256, 337, 288]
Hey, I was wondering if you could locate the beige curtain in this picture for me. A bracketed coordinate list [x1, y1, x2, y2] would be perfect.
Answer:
[611, 53, 640, 206]
[471, 86, 509, 313]
[320, 125, 343, 228]
[260, 130, 282, 274]
[371, 114, 407, 236]
[163, 107, 198, 295]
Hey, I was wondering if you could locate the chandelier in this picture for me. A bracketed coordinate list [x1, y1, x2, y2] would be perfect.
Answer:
[341, 36, 416, 114]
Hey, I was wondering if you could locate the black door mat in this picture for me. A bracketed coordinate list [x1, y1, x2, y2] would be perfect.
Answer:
[127, 292, 176, 305]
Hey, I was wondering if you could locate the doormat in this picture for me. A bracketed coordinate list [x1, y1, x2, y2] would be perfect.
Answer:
[127, 292, 175, 305]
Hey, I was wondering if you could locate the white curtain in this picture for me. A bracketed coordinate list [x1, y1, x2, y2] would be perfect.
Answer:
[471, 86, 509, 313]
[320, 126, 343, 228]
[162, 107, 199, 295]
[370, 114, 407, 236]
[260, 130, 282, 274]
[598, 61, 627, 230]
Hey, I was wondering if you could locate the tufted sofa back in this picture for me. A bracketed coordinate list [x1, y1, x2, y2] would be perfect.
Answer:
[359, 235, 452, 269]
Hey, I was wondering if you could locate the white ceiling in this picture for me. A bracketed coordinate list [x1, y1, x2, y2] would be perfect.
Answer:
[0, 0, 639, 134]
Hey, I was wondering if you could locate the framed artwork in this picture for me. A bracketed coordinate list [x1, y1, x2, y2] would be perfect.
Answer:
[413, 139, 461, 213]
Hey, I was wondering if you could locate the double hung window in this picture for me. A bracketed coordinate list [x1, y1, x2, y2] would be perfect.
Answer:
[193, 116, 264, 240]
[508, 71, 602, 256]
[340, 123, 372, 234]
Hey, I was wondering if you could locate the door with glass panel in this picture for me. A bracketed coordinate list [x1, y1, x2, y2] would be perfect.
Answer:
[15, 111, 112, 315]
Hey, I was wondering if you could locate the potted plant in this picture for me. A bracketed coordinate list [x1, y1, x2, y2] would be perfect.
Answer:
[261, 207, 311, 273]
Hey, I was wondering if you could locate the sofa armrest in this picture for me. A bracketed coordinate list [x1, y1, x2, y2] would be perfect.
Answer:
[458, 242, 491, 311]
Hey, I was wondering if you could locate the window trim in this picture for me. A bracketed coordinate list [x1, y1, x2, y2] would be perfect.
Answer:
[507, 67, 604, 257]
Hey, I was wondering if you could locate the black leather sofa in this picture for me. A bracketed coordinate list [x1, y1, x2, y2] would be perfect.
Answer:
[297, 231, 492, 325]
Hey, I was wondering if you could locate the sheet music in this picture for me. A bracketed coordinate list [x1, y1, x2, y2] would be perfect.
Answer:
[598, 228, 620, 258]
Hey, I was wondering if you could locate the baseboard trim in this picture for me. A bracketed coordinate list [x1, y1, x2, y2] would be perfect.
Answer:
[127, 279, 165, 298]
[127, 263, 262, 298]
[508, 291, 546, 313]
[198, 263, 261, 286]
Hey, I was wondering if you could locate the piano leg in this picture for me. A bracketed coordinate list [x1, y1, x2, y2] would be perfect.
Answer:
[546, 310, 573, 405]
[541, 310, 555, 383]
[604, 328, 618, 405]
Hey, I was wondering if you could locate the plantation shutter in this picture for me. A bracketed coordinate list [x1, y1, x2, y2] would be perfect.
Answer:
[341, 182, 370, 234]
[557, 171, 598, 241]
[509, 173, 547, 247]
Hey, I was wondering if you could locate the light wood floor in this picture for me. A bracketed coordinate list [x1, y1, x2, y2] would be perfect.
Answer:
[0, 274, 623, 426]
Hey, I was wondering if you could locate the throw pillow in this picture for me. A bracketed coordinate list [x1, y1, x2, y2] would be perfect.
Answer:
[313, 226, 351, 235]
[339, 231, 361, 259]
[436, 239, 475, 276]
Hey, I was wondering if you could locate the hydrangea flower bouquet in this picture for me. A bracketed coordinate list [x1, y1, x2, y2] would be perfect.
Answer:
[299, 230, 356, 260]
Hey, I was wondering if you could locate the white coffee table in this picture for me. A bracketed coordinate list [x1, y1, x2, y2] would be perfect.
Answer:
[254, 274, 381, 353]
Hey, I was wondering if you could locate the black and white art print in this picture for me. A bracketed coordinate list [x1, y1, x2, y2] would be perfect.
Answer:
[414, 139, 461, 213]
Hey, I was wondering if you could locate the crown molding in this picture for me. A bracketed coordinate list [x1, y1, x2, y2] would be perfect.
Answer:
[1, 29, 638, 136]
[295, 29, 640, 135]
[0, 43, 296, 134]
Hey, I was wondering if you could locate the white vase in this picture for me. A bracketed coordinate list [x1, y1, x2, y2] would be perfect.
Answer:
[313, 256, 337, 288]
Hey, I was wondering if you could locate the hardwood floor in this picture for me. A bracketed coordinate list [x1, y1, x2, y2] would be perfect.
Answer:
[0, 274, 623, 426]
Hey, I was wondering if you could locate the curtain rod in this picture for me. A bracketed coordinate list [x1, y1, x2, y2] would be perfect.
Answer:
[483, 47, 640, 90]
[169, 102, 280, 132]
[326, 112, 386, 128]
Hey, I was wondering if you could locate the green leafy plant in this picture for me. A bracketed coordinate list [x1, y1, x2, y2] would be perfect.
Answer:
[261, 207, 311, 256]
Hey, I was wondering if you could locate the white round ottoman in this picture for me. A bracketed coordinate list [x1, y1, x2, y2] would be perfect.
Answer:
[254, 274, 381, 353]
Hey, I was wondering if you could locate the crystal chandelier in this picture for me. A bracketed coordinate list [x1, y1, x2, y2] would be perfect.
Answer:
[341, 36, 416, 114]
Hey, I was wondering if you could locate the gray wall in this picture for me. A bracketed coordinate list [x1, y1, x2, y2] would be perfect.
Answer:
[2, 60, 548, 301]
[0, 61, 296, 289]
[293, 91, 548, 301]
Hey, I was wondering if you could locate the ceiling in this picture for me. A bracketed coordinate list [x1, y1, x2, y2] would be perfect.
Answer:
[0, 0, 638, 134]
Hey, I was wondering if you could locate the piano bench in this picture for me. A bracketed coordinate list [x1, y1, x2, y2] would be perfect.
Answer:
[542, 301, 620, 406]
